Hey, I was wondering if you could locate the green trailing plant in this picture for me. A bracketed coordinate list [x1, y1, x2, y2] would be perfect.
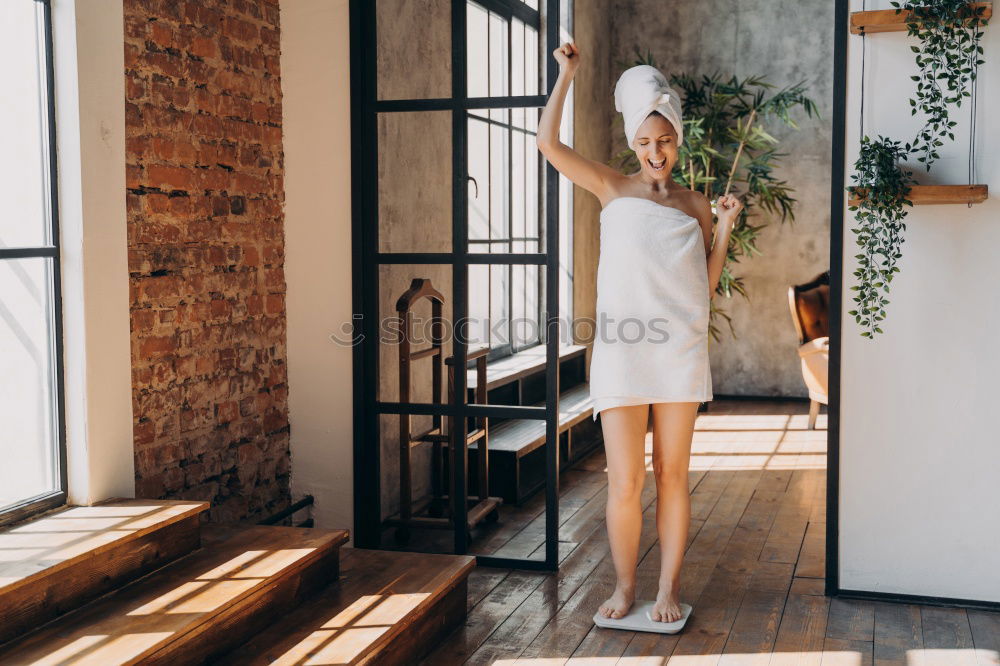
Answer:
[846, 136, 917, 339]
[845, 1, 988, 339]
[890, 0, 989, 169]
[610, 48, 820, 342]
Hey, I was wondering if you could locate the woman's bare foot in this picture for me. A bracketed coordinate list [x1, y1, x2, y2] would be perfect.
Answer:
[598, 583, 636, 619]
[651, 584, 683, 622]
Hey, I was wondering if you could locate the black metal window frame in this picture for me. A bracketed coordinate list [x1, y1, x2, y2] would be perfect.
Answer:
[0, 0, 68, 527]
[350, 0, 564, 571]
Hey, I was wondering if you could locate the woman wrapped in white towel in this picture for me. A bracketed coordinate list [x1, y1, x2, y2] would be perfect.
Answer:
[536, 41, 743, 625]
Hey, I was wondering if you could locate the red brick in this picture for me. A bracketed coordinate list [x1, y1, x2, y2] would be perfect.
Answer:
[189, 36, 218, 59]
[139, 335, 177, 359]
[146, 164, 196, 191]
[126, 0, 288, 519]
[216, 400, 238, 423]
[264, 293, 284, 316]
[150, 21, 172, 46]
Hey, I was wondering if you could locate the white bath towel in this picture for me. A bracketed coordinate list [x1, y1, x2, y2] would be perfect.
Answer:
[589, 197, 712, 420]
[613, 65, 684, 149]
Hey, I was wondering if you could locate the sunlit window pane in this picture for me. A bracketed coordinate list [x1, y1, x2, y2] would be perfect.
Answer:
[0, 1, 51, 249]
[468, 116, 490, 241]
[468, 265, 490, 346]
[489, 123, 509, 244]
[527, 130, 540, 246]
[488, 12, 508, 122]
[525, 25, 538, 96]
[512, 263, 525, 333]
[512, 19, 525, 97]
[465, 1, 544, 357]
[512, 131, 526, 240]
[0, 0, 63, 519]
[0, 258, 60, 509]
[490, 248, 509, 345]
[467, 2, 488, 98]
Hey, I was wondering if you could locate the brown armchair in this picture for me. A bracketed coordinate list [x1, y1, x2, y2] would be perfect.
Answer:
[788, 271, 830, 429]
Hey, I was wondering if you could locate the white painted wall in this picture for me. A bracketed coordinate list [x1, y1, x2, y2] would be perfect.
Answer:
[840, 0, 1000, 602]
[52, 0, 135, 505]
[280, 0, 356, 539]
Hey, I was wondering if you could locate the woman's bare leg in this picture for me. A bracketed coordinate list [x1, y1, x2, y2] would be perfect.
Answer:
[596, 403, 649, 619]
[649, 401, 699, 622]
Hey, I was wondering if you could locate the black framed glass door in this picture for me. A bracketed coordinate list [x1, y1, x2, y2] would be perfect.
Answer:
[350, 0, 564, 570]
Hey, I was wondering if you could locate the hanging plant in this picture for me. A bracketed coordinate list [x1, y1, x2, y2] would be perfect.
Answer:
[609, 48, 819, 342]
[890, 0, 989, 169]
[846, 135, 917, 339]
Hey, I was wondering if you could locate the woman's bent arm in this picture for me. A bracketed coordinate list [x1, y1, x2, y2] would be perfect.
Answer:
[706, 220, 732, 298]
[536, 43, 621, 200]
[705, 195, 741, 298]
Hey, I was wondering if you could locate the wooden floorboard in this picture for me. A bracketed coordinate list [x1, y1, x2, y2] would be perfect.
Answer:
[412, 399, 1000, 665]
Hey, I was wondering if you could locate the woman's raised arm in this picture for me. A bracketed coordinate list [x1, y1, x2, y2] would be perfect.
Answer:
[535, 42, 621, 201]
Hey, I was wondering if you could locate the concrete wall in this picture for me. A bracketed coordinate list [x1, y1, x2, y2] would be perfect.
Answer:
[839, 0, 1000, 602]
[576, 0, 836, 398]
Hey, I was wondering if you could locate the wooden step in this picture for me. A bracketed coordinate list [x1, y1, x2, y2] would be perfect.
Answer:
[0, 525, 349, 665]
[215, 547, 475, 665]
[0, 498, 208, 644]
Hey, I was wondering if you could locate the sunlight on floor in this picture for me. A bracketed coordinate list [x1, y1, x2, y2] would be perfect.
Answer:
[33, 632, 175, 665]
[261, 592, 432, 665]
[0, 547, 320, 664]
[127, 548, 316, 616]
[490, 649, 1000, 664]
[601, 410, 829, 474]
[0, 503, 203, 585]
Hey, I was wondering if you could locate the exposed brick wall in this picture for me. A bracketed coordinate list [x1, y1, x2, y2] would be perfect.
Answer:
[124, 0, 289, 522]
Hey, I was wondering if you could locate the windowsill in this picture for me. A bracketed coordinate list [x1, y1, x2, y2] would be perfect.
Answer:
[466, 344, 586, 391]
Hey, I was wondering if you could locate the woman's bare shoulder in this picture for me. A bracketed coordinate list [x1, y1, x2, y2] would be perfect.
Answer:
[677, 188, 713, 220]
[597, 173, 637, 207]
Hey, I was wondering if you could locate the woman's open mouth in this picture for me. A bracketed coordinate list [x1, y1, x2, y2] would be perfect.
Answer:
[647, 157, 666, 172]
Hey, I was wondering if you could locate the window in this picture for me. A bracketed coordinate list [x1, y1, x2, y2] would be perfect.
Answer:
[0, 0, 66, 523]
[466, 0, 543, 360]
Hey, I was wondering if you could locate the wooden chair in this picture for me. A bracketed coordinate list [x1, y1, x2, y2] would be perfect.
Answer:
[388, 278, 502, 546]
[788, 271, 830, 429]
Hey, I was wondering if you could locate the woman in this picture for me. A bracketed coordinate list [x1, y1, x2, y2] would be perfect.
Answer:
[535, 42, 743, 624]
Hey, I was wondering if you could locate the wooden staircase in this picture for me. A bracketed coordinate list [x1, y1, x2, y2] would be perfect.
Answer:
[0, 499, 474, 665]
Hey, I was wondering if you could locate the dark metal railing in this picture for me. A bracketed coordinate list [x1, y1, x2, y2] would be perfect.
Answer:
[258, 495, 315, 527]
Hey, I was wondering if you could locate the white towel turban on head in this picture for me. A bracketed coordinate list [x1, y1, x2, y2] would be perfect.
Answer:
[613, 64, 684, 150]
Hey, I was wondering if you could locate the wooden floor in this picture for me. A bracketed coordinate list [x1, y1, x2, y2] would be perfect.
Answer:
[413, 399, 1000, 665]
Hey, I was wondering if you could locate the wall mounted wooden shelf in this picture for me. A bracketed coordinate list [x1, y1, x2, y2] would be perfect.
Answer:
[848, 184, 988, 206]
[850, 2, 992, 34]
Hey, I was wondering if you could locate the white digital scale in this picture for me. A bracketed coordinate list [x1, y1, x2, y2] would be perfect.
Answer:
[592, 601, 693, 634]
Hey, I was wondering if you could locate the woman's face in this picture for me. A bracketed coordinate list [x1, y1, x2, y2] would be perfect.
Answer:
[633, 112, 679, 181]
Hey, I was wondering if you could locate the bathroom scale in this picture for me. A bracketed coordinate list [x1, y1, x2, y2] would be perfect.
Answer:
[592, 601, 693, 634]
